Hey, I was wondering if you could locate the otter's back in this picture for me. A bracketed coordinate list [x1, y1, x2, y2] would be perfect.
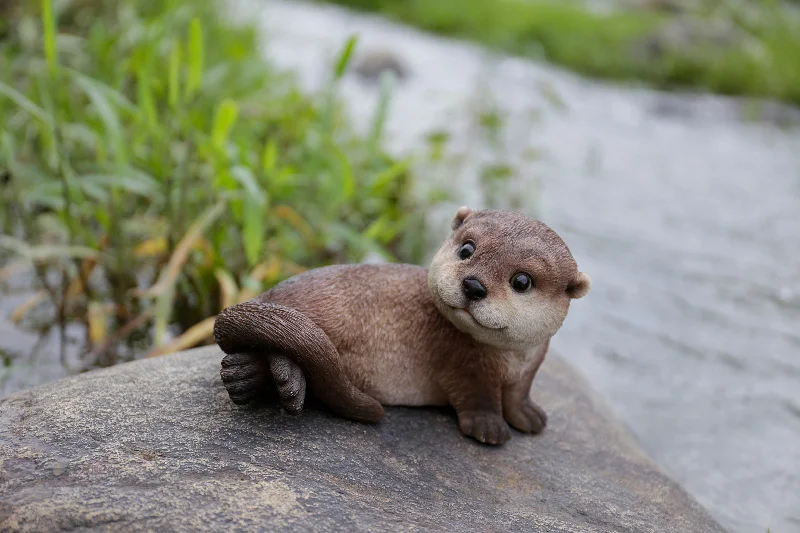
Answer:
[255, 263, 452, 405]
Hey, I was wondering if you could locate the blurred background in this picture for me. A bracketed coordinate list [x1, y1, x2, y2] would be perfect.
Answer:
[1, 1, 798, 532]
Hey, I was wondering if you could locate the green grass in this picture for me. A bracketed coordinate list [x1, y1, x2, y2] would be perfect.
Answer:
[321, 0, 800, 106]
[0, 0, 432, 365]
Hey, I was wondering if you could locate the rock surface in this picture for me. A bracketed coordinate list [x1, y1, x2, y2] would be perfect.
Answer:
[0, 345, 727, 532]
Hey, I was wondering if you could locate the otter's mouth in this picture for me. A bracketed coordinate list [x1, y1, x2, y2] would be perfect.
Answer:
[433, 284, 506, 331]
[449, 306, 506, 331]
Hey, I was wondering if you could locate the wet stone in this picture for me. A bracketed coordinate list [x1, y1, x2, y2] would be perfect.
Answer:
[352, 48, 409, 83]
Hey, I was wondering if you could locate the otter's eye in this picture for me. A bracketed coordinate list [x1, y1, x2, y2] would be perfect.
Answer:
[457, 241, 475, 260]
[510, 272, 533, 293]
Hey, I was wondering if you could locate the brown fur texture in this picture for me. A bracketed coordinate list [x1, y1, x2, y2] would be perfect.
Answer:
[213, 208, 591, 445]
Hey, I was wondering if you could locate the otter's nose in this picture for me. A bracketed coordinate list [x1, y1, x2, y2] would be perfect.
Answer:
[462, 277, 487, 301]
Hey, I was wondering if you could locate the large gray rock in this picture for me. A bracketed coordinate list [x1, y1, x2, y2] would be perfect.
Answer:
[0, 345, 726, 533]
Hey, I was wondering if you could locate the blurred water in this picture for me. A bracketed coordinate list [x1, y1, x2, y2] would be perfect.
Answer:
[230, 1, 799, 532]
[0, 289, 86, 394]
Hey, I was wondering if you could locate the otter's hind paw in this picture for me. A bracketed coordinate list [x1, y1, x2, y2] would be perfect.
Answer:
[220, 352, 270, 405]
[269, 354, 307, 415]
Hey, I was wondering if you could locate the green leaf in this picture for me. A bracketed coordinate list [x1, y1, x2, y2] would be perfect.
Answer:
[169, 39, 182, 110]
[326, 222, 393, 261]
[80, 180, 110, 203]
[261, 139, 277, 174]
[242, 195, 264, 267]
[368, 69, 396, 153]
[60, 123, 98, 151]
[370, 159, 409, 194]
[147, 200, 227, 300]
[67, 68, 137, 113]
[0, 81, 53, 125]
[333, 35, 358, 80]
[212, 99, 239, 150]
[0, 130, 15, 166]
[74, 75, 128, 165]
[333, 148, 355, 201]
[80, 170, 160, 197]
[363, 213, 401, 244]
[94, 206, 111, 232]
[230, 165, 265, 206]
[41, 0, 57, 77]
[186, 18, 205, 98]
[0, 235, 103, 262]
[135, 63, 159, 129]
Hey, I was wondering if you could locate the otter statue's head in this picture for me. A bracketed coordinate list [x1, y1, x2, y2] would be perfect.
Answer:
[428, 207, 591, 351]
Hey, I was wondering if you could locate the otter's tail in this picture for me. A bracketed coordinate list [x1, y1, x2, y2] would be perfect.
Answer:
[213, 300, 384, 423]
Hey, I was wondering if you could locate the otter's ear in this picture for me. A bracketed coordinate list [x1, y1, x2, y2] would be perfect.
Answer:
[567, 272, 591, 299]
[452, 206, 473, 231]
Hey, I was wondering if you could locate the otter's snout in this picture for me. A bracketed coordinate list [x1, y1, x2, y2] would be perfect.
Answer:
[462, 277, 487, 301]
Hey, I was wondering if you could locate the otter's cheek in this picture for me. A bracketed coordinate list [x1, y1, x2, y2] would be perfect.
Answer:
[436, 264, 465, 303]
[504, 295, 560, 346]
[436, 283, 462, 309]
[483, 293, 513, 319]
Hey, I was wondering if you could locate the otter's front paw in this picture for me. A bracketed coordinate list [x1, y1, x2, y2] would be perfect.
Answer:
[458, 411, 511, 445]
[505, 399, 548, 434]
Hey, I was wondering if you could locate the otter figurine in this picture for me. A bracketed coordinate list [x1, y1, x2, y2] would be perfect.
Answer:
[213, 207, 591, 445]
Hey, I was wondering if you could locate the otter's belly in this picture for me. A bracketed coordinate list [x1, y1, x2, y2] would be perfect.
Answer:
[339, 348, 448, 407]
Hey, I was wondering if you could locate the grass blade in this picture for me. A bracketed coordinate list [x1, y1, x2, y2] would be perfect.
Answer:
[0, 235, 103, 261]
[230, 166, 265, 205]
[242, 195, 264, 267]
[41, 0, 57, 77]
[135, 63, 159, 128]
[134, 237, 167, 258]
[333, 147, 355, 202]
[261, 139, 277, 174]
[214, 268, 239, 310]
[212, 99, 239, 150]
[81, 169, 160, 196]
[74, 76, 128, 165]
[273, 205, 316, 244]
[333, 35, 358, 80]
[0, 81, 53, 125]
[169, 39, 182, 110]
[85, 309, 155, 364]
[145, 316, 216, 358]
[153, 282, 175, 347]
[363, 213, 401, 243]
[87, 301, 107, 346]
[10, 291, 48, 324]
[237, 258, 281, 302]
[369, 70, 396, 154]
[186, 18, 205, 98]
[370, 159, 409, 194]
[145, 200, 227, 297]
